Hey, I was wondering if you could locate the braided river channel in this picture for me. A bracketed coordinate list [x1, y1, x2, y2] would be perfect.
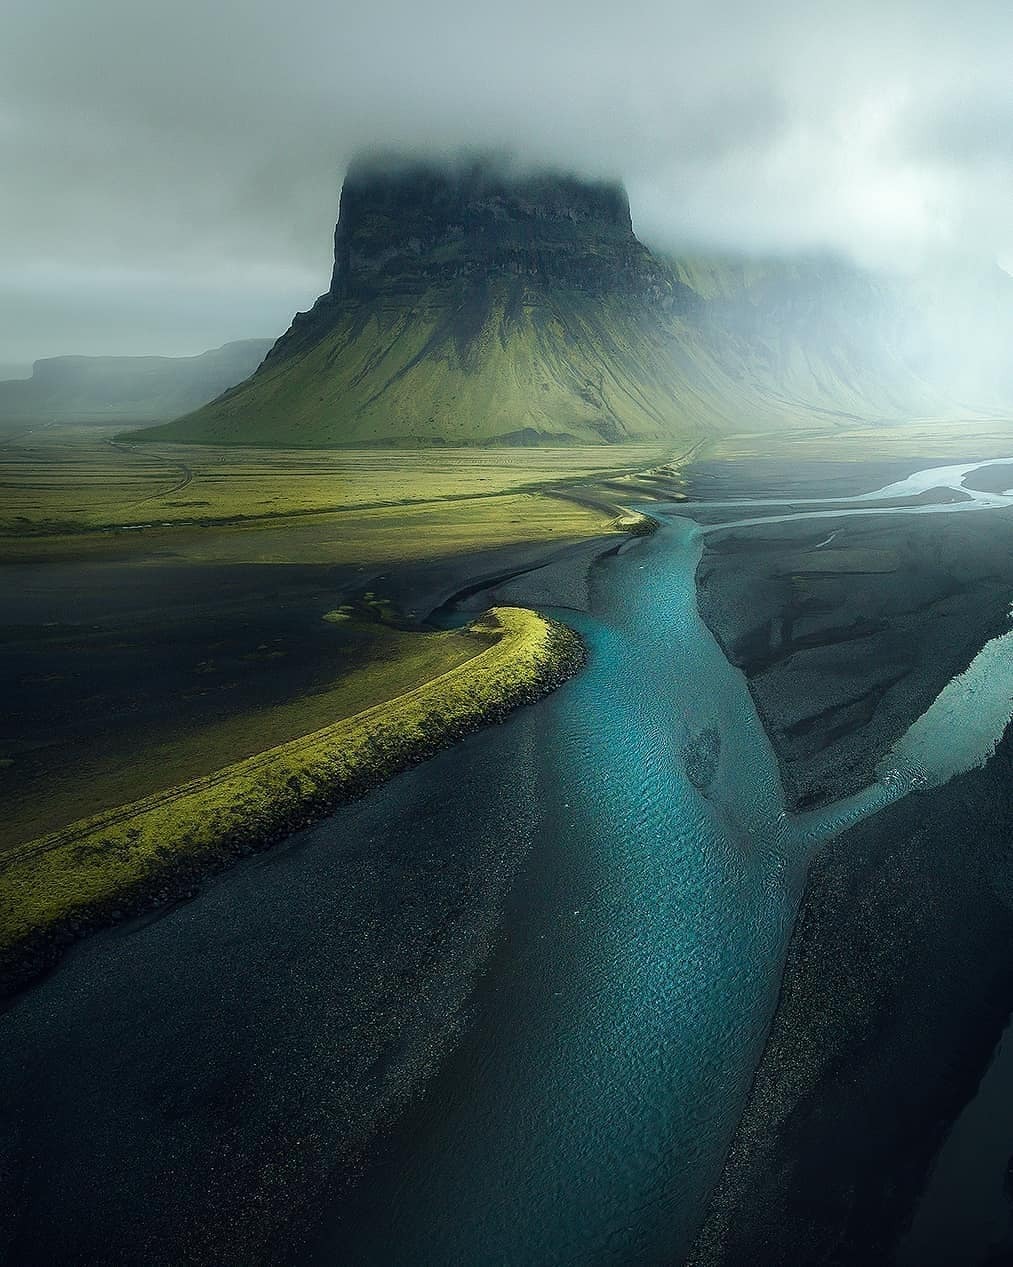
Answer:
[4, 459, 1013, 1265]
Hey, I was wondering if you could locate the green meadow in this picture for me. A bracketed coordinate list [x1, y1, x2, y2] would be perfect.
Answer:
[0, 426, 682, 974]
[0, 607, 583, 978]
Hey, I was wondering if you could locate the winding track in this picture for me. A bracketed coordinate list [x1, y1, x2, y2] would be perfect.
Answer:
[105, 437, 194, 504]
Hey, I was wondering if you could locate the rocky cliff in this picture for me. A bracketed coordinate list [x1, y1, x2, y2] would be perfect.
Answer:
[328, 154, 677, 300]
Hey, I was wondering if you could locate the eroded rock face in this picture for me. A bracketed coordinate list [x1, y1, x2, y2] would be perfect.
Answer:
[327, 153, 684, 302]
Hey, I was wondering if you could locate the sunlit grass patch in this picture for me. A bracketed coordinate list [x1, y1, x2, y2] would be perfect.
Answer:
[0, 607, 584, 988]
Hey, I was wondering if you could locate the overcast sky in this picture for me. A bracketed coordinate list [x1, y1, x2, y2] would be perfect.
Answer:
[4, 0, 1013, 363]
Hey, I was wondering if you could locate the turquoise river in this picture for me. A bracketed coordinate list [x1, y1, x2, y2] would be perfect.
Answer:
[2, 459, 1013, 1265]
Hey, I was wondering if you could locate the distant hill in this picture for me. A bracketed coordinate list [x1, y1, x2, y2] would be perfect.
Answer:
[130, 156, 1012, 449]
[669, 254, 1013, 420]
[0, 340, 274, 425]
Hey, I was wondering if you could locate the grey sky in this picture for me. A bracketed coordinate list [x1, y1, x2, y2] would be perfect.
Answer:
[4, 0, 1012, 361]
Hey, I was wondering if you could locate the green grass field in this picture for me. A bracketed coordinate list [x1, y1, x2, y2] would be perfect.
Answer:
[3, 614, 489, 849]
[0, 428, 681, 879]
[0, 425, 673, 534]
[0, 607, 583, 980]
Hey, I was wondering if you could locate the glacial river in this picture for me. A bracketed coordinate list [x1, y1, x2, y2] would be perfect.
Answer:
[3, 459, 1013, 1265]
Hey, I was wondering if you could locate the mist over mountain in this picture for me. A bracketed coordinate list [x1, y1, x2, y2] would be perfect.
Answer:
[135, 156, 1013, 448]
[0, 340, 273, 425]
[9, 0, 1013, 367]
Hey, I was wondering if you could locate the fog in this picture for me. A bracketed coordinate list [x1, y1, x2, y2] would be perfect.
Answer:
[4, 0, 1013, 361]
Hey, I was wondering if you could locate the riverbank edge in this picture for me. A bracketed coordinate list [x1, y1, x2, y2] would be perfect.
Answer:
[690, 509, 1013, 810]
[683, 504, 1013, 1264]
[684, 733, 1013, 1267]
[0, 606, 585, 997]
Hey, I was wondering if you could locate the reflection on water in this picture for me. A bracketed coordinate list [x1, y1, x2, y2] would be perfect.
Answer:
[883, 616, 1013, 789]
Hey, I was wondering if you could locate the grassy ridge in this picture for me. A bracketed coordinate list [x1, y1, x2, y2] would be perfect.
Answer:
[3, 616, 491, 850]
[130, 280, 960, 452]
[138, 281, 878, 451]
[0, 607, 585, 991]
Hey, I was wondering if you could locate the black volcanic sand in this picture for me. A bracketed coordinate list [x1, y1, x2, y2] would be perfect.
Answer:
[687, 461, 1013, 1265]
[695, 504, 1013, 809]
[0, 537, 600, 1267]
[688, 732, 1013, 1267]
[0, 726, 545, 1266]
[685, 458, 925, 501]
[451, 535, 622, 613]
[964, 462, 1013, 495]
[0, 533, 598, 845]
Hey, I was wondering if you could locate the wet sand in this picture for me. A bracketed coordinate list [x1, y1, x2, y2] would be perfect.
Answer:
[687, 460, 1013, 1265]
[693, 504, 1013, 808]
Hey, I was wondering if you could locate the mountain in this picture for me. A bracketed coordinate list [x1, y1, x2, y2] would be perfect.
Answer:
[132, 156, 1010, 449]
[670, 255, 1013, 420]
[137, 157, 715, 446]
[0, 340, 274, 425]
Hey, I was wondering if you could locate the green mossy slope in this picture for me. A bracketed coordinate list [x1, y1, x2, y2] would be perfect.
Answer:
[136, 279, 914, 449]
[136, 283, 706, 446]
[134, 269, 962, 450]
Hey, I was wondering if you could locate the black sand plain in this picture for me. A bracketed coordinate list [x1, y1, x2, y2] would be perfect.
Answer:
[687, 460, 1013, 1266]
[0, 531, 604, 846]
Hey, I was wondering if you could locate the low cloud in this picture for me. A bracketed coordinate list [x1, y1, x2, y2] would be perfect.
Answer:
[4, 0, 1012, 359]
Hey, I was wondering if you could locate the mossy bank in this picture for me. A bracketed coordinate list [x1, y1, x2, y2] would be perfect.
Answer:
[0, 606, 584, 995]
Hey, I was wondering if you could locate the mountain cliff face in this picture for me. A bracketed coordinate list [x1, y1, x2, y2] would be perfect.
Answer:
[136, 156, 1005, 448]
[327, 156, 676, 301]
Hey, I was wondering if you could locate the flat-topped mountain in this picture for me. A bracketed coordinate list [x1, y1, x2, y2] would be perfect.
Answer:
[134, 157, 717, 446]
[134, 155, 1010, 448]
[0, 340, 274, 425]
